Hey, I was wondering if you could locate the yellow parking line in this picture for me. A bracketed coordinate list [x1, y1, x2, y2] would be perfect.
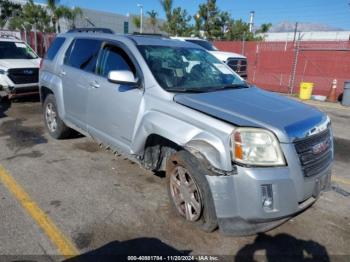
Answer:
[332, 176, 350, 186]
[0, 165, 79, 258]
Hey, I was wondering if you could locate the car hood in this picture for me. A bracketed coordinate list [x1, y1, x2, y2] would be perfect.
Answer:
[174, 87, 328, 143]
[0, 59, 40, 70]
[209, 51, 246, 61]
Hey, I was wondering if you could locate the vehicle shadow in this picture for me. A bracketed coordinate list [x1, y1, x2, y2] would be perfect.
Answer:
[11, 94, 41, 103]
[64, 237, 192, 262]
[235, 233, 330, 262]
[0, 96, 11, 118]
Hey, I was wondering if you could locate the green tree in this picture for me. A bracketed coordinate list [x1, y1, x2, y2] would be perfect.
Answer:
[225, 19, 256, 41]
[0, 0, 22, 29]
[46, 0, 60, 32]
[159, 0, 191, 36]
[171, 7, 191, 36]
[8, 0, 51, 32]
[197, 0, 220, 38]
[193, 13, 202, 37]
[65, 7, 83, 30]
[132, 16, 141, 30]
[159, 0, 173, 33]
[46, 1, 82, 32]
[54, 6, 71, 32]
[147, 10, 158, 33]
[256, 23, 272, 34]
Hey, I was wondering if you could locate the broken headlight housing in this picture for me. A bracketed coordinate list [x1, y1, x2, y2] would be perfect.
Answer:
[232, 128, 285, 166]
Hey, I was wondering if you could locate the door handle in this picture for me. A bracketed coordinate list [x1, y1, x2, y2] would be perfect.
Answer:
[59, 70, 66, 76]
[89, 81, 100, 89]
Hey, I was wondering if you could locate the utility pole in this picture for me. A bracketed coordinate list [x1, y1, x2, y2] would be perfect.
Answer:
[293, 22, 298, 43]
[249, 11, 255, 33]
[289, 32, 302, 94]
[137, 4, 143, 34]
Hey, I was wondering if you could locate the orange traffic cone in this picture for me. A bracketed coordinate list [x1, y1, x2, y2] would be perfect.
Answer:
[327, 79, 338, 103]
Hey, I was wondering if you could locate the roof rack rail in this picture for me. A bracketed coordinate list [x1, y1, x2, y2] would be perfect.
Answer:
[67, 28, 114, 34]
[132, 32, 169, 38]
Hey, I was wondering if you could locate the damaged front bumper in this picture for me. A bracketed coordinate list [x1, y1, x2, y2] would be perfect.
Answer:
[0, 74, 39, 98]
[206, 143, 332, 236]
[0, 84, 39, 98]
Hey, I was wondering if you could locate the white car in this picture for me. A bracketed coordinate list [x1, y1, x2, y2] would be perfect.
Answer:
[171, 37, 248, 79]
[0, 35, 41, 99]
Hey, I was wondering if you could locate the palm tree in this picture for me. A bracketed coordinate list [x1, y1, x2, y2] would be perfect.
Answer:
[147, 10, 158, 33]
[67, 7, 83, 29]
[256, 23, 272, 34]
[46, 1, 82, 32]
[0, 0, 22, 29]
[159, 0, 172, 21]
[46, 0, 60, 32]
[159, 0, 173, 33]
[54, 6, 71, 33]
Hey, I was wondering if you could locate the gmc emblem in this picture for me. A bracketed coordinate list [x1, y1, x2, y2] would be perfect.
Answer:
[23, 70, 34, 75]
[312, 139, 330, 155]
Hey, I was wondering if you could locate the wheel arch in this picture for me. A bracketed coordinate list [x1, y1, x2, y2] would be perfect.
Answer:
[133, 111, 232, 172]
[39, 71, 65, 119]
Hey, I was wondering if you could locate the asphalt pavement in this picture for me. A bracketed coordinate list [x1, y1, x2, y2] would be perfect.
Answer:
[0, 96, 349, 261]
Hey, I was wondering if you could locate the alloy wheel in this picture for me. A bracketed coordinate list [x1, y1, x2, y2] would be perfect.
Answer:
[45, 103, 58, 133]
[169, 165, 202, 221]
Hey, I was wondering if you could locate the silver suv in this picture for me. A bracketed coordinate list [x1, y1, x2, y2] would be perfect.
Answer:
[40, 30, 334, 236]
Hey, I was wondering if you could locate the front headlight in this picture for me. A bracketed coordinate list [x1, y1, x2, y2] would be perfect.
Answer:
[0, 69, 7, 75]
[232, 128, 286, 166]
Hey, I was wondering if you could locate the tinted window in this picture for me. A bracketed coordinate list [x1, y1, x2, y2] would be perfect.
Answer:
[65, 39, 101, 73]
[97, 45, 135, 78]
[45, 37, 65, 60]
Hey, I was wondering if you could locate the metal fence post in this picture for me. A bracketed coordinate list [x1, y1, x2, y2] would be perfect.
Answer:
[288, 36, 301, 94]
[241, 32, 246, 56]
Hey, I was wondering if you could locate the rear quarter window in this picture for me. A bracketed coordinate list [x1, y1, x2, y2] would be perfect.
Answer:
[45, 37, 65, 60]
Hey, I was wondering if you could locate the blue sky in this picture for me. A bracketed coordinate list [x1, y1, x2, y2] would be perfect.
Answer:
[35, 0, 350, 29]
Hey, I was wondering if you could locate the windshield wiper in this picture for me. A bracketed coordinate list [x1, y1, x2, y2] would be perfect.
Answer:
[213, 84, 249, 91]
[166, 84, 249, 93]
[166, 88, 211, 93]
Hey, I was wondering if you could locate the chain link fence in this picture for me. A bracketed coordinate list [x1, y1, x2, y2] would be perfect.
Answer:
[215, 40, 350, 96]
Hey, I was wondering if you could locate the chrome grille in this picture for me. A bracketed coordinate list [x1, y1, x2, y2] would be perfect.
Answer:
[8, 68, 39, 85]
[294, 129, 333, 177]
[226, 58, 247, 77]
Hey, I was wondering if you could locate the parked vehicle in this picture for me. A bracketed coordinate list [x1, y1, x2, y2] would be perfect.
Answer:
[40, 30, 333, 235]
[171, 37, 248, 79]
[0, 35, 41, 98]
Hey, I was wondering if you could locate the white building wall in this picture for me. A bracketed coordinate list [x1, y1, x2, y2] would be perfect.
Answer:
[260, 31, 350, 41]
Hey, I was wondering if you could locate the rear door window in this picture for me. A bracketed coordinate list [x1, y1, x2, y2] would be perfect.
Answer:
[64, 38, 102, 73]
[45, 37, 65, 60]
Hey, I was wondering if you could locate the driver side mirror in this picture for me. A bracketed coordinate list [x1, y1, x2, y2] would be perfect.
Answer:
[108, 70, 138, 86]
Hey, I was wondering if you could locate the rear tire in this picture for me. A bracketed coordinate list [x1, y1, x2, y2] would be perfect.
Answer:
[166, 150, 218, 232]
[43, 94, 71, 139]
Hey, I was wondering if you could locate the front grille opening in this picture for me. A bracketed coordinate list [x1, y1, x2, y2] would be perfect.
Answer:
[8, 68, 39, 85]
[294, 129, 333, 177]
[226, 58, 247, 74]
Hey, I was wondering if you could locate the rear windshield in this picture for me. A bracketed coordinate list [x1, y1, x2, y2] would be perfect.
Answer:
[45, 37, 65, 60]
[0, 41, 38, 59]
